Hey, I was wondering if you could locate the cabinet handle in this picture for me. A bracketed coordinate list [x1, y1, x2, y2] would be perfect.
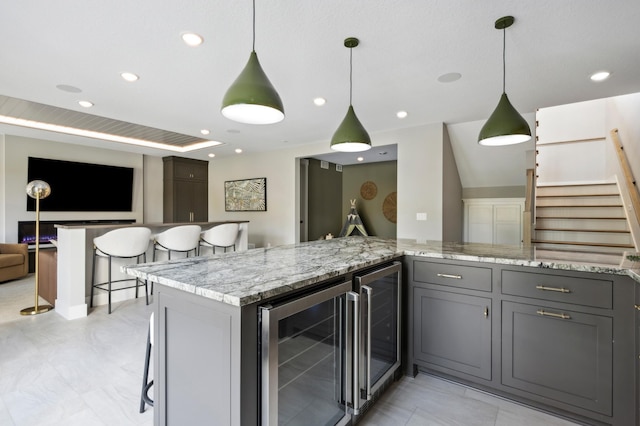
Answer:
[483, 307, 489, 318]
[436, 273, 462, 280]
[536, 309, 571, 320]
[535, 285, 571, 293]
[634, 304, 640, 311]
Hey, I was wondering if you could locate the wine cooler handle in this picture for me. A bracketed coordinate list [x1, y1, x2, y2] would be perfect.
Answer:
[362, 285, 373, 401]
[346, 291, 360, 414]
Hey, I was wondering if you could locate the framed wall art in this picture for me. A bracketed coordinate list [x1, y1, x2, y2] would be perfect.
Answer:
[224, 177, 267, 211]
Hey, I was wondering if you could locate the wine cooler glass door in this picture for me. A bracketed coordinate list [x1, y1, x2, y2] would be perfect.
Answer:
[261, 280, 354, 426]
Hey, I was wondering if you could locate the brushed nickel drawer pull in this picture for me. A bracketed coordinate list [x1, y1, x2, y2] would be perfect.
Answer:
[537, 309, 570, 320]
[535, 285, 571, 293]
[437, 273, 462, 280]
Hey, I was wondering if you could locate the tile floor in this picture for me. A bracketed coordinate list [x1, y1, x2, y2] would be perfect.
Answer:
[1, 274, 581, 426]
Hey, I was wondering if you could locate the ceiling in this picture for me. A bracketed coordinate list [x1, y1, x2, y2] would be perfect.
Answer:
[1, 1, 639, 166]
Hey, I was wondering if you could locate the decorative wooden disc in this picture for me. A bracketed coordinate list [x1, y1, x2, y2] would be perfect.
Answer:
[382, 192, 397, 223]
[360, 181, 377, 200]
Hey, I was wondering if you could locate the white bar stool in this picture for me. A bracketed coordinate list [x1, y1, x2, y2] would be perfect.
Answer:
[151, 224, 201, 294]
[90, 227, 152, 314]
[140, 312, 154, 413]
[200, 223, 240, 255]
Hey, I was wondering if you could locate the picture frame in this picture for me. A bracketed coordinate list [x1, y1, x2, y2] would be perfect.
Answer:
[224, 177, 267, 212]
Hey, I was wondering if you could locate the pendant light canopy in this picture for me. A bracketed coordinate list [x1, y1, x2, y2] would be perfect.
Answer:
[478, 16, 531, 146]
[331, 37, 371, 152]
[221, 0, 284, 125]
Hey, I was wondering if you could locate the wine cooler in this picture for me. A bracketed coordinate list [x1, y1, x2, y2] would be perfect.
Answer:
[260, 261, 402, 425]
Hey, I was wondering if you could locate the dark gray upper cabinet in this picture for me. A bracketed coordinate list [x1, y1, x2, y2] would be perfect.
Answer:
[163, 156, 208, 223]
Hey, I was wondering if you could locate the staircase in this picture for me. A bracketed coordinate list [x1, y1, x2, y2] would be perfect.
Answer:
[533, 182, 635, 262]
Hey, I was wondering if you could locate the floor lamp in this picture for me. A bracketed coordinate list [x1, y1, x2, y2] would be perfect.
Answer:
[20, 180, 53, 316]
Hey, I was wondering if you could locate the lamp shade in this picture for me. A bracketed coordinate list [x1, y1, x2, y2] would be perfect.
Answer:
[330, 105, 372, 152]
[478, 93, 531, 146]
[26, 180, 51, 199]
[221, 51, 284, 125]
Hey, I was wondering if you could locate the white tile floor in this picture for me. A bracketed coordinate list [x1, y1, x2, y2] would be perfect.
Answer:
[1, 275, 582, 426]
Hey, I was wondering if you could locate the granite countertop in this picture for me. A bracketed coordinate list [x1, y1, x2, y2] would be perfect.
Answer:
[123, 236, 640, 307]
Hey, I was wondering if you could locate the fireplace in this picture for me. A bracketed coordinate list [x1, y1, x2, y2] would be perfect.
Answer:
[18, 221, 58, 245]
[18, 219, 136, 245]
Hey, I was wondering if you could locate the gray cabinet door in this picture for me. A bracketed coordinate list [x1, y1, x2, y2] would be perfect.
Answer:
[413, 287, 492, 380]
[502, 301, 613, 416]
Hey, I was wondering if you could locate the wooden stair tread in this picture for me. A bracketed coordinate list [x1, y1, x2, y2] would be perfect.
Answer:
[532, 240, 634, 248]
[534, 228, 630, 233]
[537, 183, 617, 188]
[536, 216, 627, 220]
[537, 194, 620, 198]
[536, 204, 623, 208]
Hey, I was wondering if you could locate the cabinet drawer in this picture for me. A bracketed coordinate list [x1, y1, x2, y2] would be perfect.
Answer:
[413, 260, 492, 292]
[502, 301, 613, 416]
[502, 270, 612, 309]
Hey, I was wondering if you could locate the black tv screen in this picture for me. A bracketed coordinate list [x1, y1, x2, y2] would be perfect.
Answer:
[27, 157, 134, 212]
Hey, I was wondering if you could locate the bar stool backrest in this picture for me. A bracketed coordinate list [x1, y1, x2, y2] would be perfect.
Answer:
[94, 227, 152, 257]
[155, 225, 202, 252]
[201, 223, 240, 249]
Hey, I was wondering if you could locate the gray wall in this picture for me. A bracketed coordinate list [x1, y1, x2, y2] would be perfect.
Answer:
[442, 126, 463, 242]
[307, 159, 342, 240]
[342, 161, 397, 238]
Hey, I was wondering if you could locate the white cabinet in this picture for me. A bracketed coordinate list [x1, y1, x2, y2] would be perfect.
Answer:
[463, 198, 524, 245]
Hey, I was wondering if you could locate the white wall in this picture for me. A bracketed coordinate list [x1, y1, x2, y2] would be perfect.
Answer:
[208, 123, 448, 248]
[605, 92, 640, 182]
[0, 135, 144, 242]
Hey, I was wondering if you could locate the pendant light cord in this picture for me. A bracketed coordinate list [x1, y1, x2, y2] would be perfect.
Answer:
[252, 0, 256, 52]
[349, 46, 353, 106]
[502, 26, 506, 94]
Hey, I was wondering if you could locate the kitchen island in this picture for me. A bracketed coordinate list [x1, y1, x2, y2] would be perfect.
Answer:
[124, 237, 640, 426]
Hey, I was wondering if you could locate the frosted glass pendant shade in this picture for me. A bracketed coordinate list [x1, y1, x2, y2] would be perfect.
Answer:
[330, 105, 371, 152]
[221, 51, 284, 125]
[26, 180, 51, 199]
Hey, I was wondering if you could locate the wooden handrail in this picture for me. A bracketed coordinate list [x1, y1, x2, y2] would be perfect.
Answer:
[522, 168, 535, 245]
[610, 128, 640, 227]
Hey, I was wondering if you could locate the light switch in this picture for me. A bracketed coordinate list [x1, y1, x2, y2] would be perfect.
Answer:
[416, 212, 427, 221]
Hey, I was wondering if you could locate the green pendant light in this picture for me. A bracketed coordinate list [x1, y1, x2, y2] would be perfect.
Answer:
[478, 16, 531, 146]
[221, 0, 284, 125]
[331, 37, 371, 152]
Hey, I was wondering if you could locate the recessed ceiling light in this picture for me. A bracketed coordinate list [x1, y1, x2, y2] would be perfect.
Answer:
[590, 71, 610, 82]
[437, 72, 462, 83]
[313, 97, 326, 106]
[396, 111, 408, 119]
[200, 129, 210, 135]
[235, 148, 243, 154]
[78, 100, 93, 108]
[181, 32, 204, 47]
[208, 153, 215, 158]
[120, 72, 139, 82]
[357, 156, 364, 162]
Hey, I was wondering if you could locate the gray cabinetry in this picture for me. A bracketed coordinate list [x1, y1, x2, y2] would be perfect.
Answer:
[413, 287, 492, 380]
[407, 256, 636, 426]
[409, 259, 493, 382]
[163, 156, 208, 223]
[502, 300, 613, 416]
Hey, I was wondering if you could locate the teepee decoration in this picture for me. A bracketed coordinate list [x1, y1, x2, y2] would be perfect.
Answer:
[339, 199, 369, 237]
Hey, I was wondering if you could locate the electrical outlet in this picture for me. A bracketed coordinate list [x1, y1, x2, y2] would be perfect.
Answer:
[416, 212, 427, 221]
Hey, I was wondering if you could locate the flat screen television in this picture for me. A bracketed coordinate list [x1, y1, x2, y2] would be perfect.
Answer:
[27, 157, 134, 212]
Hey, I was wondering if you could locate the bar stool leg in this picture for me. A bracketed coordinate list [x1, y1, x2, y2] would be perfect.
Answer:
[90, 248, 97, 308]
[107, 256, 112, 314]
